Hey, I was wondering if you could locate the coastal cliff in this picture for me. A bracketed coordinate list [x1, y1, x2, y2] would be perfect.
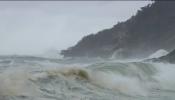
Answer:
[61, 1, 175, 58]
[159, 49, 175, 63]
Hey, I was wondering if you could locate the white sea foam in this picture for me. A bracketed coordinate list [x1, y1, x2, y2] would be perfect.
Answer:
[0, 57, 175, 100]
[0, 68, 39, 96]
[153, 63, 175, 90]
[148, 49, 168, 59]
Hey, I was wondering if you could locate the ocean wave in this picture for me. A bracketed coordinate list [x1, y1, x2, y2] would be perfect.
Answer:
[0, 60, 175, 100]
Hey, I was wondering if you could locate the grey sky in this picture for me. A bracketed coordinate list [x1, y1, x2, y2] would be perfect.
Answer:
[0, 1, 152, 55]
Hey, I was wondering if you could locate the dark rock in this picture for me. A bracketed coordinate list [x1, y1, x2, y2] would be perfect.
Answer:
[159, 49, 175, 63]
[61, 1, 175, 58]
[144, 49, 175, 63]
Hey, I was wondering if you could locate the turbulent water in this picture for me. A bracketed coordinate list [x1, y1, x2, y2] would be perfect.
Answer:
[0, 56, 175, 100]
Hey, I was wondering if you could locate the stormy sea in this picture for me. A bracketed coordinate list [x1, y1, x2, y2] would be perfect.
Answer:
[0, 54, 175, 100]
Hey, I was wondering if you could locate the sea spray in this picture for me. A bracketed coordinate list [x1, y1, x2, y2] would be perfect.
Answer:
[0, 56, 175, 100]
[0, 69, 39, 96]
[153, 63, 175, 91]
[41, 63, 155, 96]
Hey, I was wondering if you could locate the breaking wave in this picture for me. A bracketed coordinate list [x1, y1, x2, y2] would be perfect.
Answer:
[0, 56, 175, 100]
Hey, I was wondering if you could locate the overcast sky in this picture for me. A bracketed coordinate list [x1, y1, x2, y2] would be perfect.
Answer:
[0, 1, 152, 55]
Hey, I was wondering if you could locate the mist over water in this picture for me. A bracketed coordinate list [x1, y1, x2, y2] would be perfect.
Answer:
[0, 1, 151, 55]
[1, 1, 174, 100]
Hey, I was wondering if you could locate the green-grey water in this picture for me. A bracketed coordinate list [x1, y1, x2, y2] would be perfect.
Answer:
[0, 56, 175, 100]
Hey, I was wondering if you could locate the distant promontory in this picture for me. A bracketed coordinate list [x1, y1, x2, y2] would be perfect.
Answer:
[61, 1, 175, 58]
